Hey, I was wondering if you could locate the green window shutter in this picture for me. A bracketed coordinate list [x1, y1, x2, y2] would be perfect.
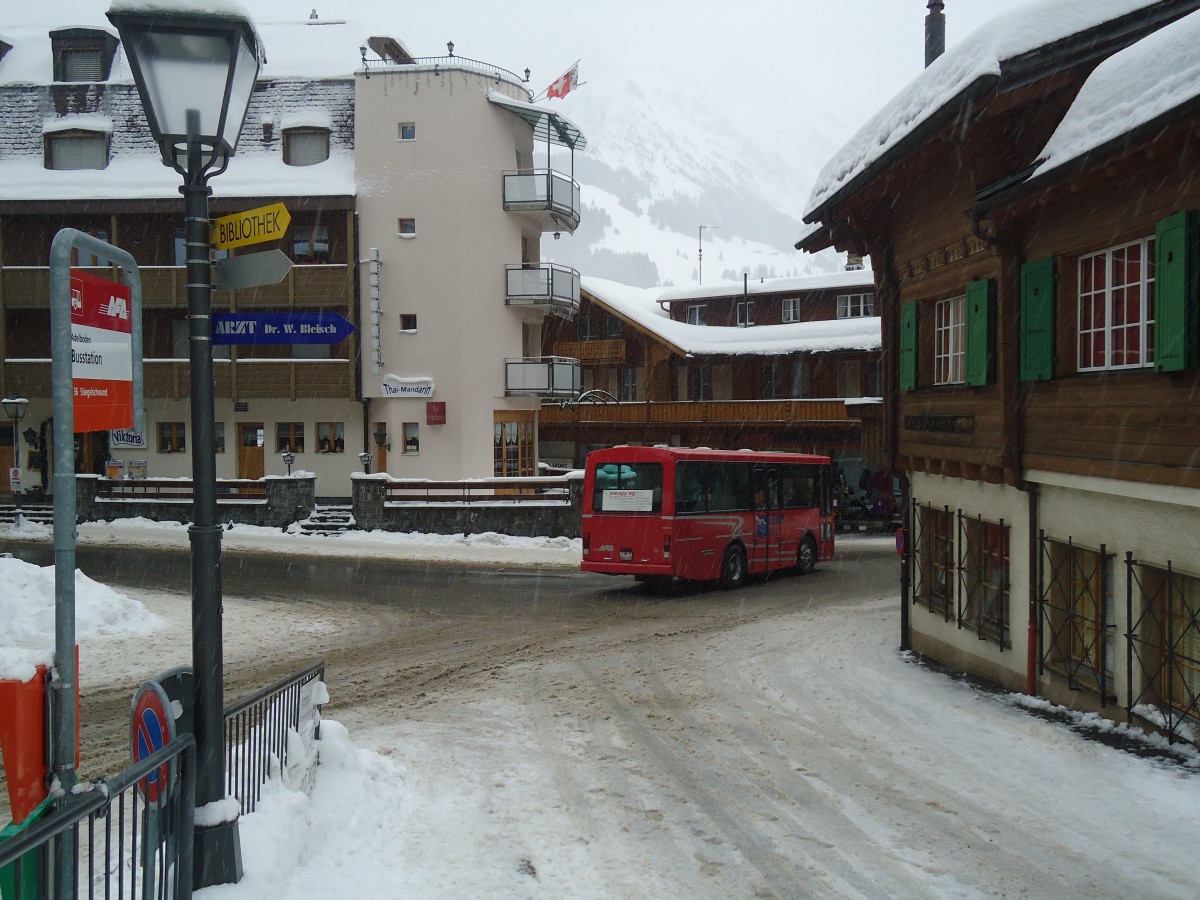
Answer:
[899, 302, 918, 391]
[1020, 258, 1056, 381]
[964, 279, 995, 386]
[1154, 210, 1198, 373]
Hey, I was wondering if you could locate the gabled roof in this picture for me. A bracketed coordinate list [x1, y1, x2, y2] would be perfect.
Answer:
[582, 276, 881, 360]
[798, 0, 1200, 246]
[978, 8, 1200, 205]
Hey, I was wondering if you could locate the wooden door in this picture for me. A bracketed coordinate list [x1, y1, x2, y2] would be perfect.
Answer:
[237, 423, 265, 480]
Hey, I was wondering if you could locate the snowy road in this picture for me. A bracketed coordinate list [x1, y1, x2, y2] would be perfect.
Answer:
[8, 526, 1200, 898]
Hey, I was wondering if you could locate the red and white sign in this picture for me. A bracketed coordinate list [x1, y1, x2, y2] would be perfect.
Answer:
[70, 269, 133, 433]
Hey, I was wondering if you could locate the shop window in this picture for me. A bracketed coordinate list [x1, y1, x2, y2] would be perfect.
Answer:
[317, 422, 344, 453]
[158, 422, 185, 453]
[959, 515, 1010, 648]
[276, 422, 305, 453]
[914, 504, 954, 616]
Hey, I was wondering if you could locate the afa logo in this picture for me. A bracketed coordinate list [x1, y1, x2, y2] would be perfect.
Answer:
[101, 294, 129, 319]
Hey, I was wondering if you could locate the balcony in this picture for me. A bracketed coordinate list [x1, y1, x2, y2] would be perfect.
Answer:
[505, 263, 580, 317]
[1, 263, 350, 310]
[502, 169, 581, 234]
[538, 398, 858, 427]
[505, 356, 580, 397]
[551, 338, 626, 364]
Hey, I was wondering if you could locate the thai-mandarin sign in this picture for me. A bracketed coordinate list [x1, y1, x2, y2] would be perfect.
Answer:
[382, 375, 434, 398]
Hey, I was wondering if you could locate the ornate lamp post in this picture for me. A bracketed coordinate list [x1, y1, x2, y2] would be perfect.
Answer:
[358, 450, 373, 474]
[281, 450, 296, 476]
[2, 396, 28, 525]
[106, 3, 261, 887]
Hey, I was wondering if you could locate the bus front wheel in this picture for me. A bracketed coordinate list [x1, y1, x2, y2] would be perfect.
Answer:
[720, 545, 746, 590]
[797, 537, 817, 575]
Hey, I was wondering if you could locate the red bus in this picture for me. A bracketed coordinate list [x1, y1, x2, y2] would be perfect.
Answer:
[581, 445, 836, 588]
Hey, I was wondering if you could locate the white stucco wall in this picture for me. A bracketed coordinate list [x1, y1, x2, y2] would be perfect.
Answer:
[355, 66, 545, 478]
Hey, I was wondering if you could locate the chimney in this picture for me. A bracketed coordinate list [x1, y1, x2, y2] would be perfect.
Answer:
[925, 1, 945, 67]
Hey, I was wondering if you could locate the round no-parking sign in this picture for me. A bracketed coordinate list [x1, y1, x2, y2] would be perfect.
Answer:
[130, 681, 176, 803]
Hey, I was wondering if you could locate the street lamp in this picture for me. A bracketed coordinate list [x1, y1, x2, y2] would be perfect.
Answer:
[698, 224, 717, 285]
[358, 451, 373, 474]
[2, 396, 28, 526]
[106, 3, 261, 888]
[281, 450, 296, 476]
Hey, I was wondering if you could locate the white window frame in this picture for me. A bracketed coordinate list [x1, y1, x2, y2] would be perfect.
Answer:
[686, 304, 707, 326]
[782, 297, 799, 322]
[1077, 236, 1156, 372]
[837, 292, 875, 318]
[934, 295, 965, 385]
[737, 301, 754, 327]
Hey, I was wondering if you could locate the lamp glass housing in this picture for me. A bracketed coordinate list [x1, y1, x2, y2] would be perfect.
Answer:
[107, 10, 261, 170]
[2, 397, 28, 421]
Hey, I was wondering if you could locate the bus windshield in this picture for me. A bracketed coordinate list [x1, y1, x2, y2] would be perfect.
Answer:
[591, 461, 664, 514]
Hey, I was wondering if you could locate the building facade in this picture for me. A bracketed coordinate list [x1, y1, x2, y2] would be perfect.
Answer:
[799, 1, 1200, 740]
[0, 14, 585, 499]
[541, 270, 885, 509]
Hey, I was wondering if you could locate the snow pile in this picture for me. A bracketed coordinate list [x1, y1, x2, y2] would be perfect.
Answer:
[0, 555, 162, 681]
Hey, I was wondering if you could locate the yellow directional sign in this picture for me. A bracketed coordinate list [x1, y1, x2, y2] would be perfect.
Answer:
[211, 202, 291, 251]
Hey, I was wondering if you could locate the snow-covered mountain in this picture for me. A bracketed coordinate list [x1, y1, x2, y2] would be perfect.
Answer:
[542, 71, 852, 288]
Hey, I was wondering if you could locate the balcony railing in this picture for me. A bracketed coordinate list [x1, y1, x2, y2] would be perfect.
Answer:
[505, 263, 580, 316]
[552, 338, 626, 363]
[505, 356, 580, 397]
[502, 169, 581, 233]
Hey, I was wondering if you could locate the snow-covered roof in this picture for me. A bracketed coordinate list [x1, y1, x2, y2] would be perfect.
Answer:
[0, 15, 374, 85]
[1029, 8, 1200, 181]
[582, 276, 881, 358]
[800, 0, 1164, 227]
[0, 152, 354, 202]
[656, 269, 874, 305]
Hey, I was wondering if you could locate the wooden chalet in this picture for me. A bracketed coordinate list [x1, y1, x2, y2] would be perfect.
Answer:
[798, 0, 1200, 740]
[540, 273, 886, 509]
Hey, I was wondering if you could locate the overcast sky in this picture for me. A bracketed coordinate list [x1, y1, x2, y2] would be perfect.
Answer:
[14, 1, 1007, 145]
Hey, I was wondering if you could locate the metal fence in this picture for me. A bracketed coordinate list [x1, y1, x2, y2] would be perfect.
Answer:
[0, 736, 196, 900]
[223, 662, 325, 816]
[0, 663, 324, 898]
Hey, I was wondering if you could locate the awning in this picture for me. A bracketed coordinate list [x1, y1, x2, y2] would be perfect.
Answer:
[487, 90, 587, 151]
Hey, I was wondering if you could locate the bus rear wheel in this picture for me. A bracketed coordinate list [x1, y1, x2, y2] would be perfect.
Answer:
[720, 545, 746, 590]
[797, 537, 817, 575]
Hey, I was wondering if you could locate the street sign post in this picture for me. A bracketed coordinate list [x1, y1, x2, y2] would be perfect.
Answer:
[210, 202, 291, 251]
[214, 249, 293, 291]
[212, 312, 357, 345]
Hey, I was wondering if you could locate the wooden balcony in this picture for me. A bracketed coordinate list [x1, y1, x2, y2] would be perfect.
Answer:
[1, 263, 350, 310]
[540, 398, 856, 426]
[141, 360, 353, 401]
[551, 338, 626, 363]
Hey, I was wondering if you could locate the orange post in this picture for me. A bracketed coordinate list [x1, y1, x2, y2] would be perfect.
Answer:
[0, 666, 48, 824]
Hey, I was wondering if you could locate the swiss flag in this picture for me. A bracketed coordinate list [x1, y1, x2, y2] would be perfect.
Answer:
[546, 64, 579, 100]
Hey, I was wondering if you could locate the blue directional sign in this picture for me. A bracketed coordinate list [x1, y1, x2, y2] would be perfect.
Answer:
[212, 312, 357, 345]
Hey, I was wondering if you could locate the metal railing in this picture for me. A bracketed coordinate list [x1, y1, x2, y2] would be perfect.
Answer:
[0, 737, 196, 900]
[505, 263, 580, 314]
[384, 475, 573, 505]
[505, 356, 580, 397]
[362, 53, 528, 89]
[96, 478, 267, 502]
[223, 663, 325, 816]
